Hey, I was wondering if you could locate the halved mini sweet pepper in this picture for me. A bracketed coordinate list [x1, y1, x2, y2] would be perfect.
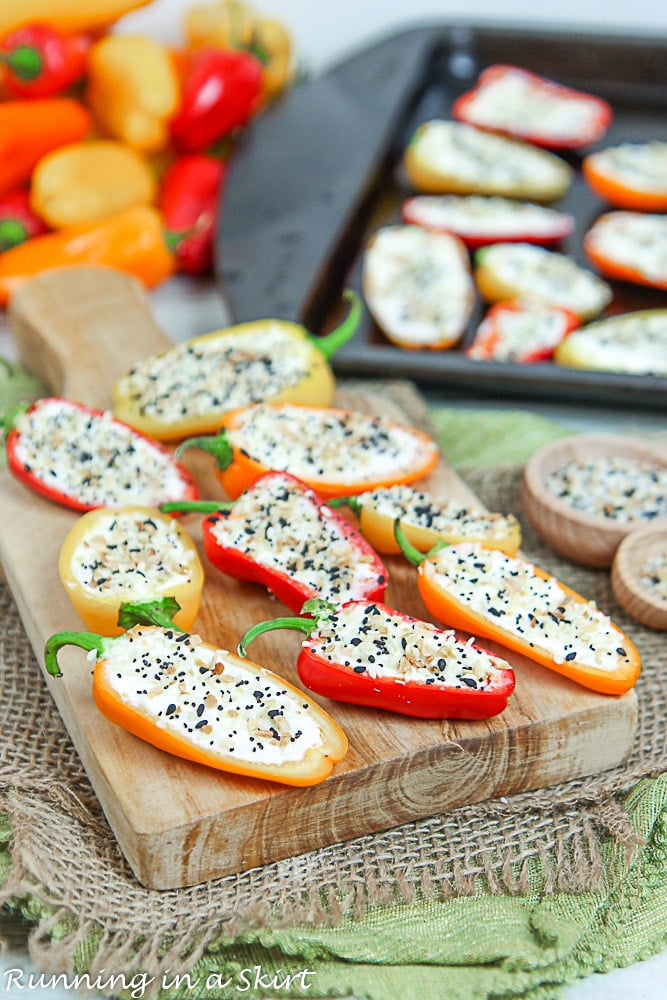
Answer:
[238, 598, 515, 720]
[0, 205, 175, 305]
[175, 401, 440, 500]
[553, 310, 667, 377]
[397, 528, 641, 696]
[452, 64, 612, 150]
[58, 505, 205, 635]
[582, 141, 667, 212]
[583, 212, 667, 291]
[329, 483, 521, 555]
[465, 300, 581, 363]
[112, 291, 361, 441]
[4, 397, 198, 511]
[161, 471, 388, 613]
[45, 599, 348, 787]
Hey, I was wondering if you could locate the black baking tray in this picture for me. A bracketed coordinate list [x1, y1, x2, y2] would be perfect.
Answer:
[215, 21, 667, 411]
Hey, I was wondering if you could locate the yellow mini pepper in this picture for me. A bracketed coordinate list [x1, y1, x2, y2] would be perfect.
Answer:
[58, 505, 205, 636]
[30, 140, 157, 228]
[86, 35, 180, 153]
[112, 290, 362, 441]
[0, 0, 151, 37]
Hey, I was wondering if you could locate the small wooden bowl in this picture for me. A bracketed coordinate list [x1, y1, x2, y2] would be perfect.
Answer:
[522, 433, 667, 567]
[612, 525, 667, 630]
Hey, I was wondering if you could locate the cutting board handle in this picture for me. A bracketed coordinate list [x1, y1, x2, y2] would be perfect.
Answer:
[8, 265, 171, 409]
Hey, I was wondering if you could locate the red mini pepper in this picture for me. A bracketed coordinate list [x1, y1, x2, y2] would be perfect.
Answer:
[170, 46, 263, 153]
[238, 597, 516, 720]
[0, 23, 91, 98]
[159, 153, 226, 274]
[161, 472, 388, 614]
[0, 188, 49, 252]
[465, 300, 581, 363]
[452, 64, 612, 150]
[4, 397, 199, 512]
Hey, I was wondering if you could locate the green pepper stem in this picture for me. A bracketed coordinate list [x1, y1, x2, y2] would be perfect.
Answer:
[116, 597, 184, 632]
[237, 616, 316, 658]
[327, 495, 361, 516]
[394, 520, 449, 566]
[160, 499, 233, 515]
[309, 289, 362, 360]
[44, 632, 108, 678]
[175, 429, 233, 471]
[0, 399, 29, 438]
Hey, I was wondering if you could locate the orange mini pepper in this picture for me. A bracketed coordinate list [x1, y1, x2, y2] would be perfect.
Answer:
[177, 402, 441, 501]
[0, 98, 91, 198]
[397, 529, 641, 697]
[45, 600, 348, 787]
[0, 1, 152, 37]
[0, 205, 175, 305]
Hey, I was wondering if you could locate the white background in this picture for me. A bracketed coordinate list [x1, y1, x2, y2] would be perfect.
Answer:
[2, 1, 667, 997]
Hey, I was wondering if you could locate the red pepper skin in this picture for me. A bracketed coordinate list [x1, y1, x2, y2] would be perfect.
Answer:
[0, 187, 49, 251]
[170, 47, 263, 153]
[159, 153, 226, 274]
[0, 23, 91, 98]
[197, 473, 388, 614]
[5, 398, 199, 512]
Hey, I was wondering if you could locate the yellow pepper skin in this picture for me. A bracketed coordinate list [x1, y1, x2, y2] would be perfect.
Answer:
[58, 506, 205, 636]
[112, 291, 362, 442]
[0, 0, 152, 37]
[86, 35, 180, 153]
[30, 140, 157, 229]
[330, 487, 522, 556]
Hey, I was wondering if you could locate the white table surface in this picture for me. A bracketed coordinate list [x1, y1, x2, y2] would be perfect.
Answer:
[2, 0, 667, 994]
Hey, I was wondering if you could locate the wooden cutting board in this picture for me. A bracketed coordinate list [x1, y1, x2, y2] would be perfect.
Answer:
[0, 266, 637, 890]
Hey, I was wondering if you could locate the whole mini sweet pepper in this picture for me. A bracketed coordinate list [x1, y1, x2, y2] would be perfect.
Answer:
[86, 34, 180, 153]
[176, 402, 440, 501]
[161, 471, 388, 613]
[30, 140, 157, 229]
[0, 22, 90, 98]
[58, 505, 205, 635]
[45, 599, 348, 787]
[0, 1, 152, 37]
[112, 290, 362, 441]
[0, 97, 91, 197]
[396, 528, 641, 696]
[170, 46, 263, 153]
[0, 205, 175, 305]
[0, 188, 49, 252]
[238, 598, 516, 720]
[5, 397, 199, 511]
[184, 1, 294, 104]
[329, 483, 521, 555]
[159, 153, 226, 274]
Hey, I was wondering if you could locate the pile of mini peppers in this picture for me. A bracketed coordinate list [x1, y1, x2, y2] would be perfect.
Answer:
[0, 0, 296, 301]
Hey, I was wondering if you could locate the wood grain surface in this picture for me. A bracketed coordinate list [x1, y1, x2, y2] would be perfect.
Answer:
[0, 266, 637, 889]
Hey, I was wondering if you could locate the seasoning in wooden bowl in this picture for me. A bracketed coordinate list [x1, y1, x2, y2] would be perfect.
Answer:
[522, 434, 667, 567]
[611, 525, 667, 630]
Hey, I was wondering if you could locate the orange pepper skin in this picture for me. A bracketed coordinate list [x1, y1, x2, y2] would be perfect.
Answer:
[0, 205, 175, 305]
[415, 546, 641, 696]
[0, 98, 91, 198]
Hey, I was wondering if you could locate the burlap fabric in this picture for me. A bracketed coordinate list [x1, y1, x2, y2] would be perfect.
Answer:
[1, 384, 665, 983]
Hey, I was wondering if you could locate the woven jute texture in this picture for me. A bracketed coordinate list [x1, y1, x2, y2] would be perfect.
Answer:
[1, 386, 666, 981]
